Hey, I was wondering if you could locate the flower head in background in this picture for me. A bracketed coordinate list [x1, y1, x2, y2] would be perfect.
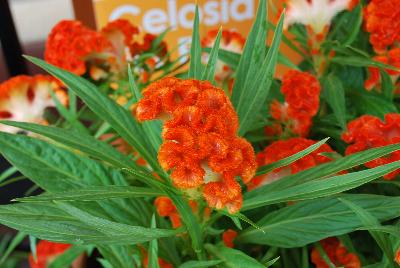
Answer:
[284, 0, 358, 35]
[0, 75, 67, 133]
[311, 237, 361, 268]
[247, 137, 334, 190]
[342, 113, 400, 180]
[201, 29, 245, 85]
[266, 70, 321, 137]
[135, 77, 256, 213]
[222, 229, 238, 248]
[365, 48, 400, 90]
[364, 0, 400, 53]
[29, 240, 71, 268]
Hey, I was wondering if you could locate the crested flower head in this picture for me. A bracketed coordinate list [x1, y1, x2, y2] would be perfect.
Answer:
[267, 70, 321, 137]
[45, 20, 112, 75]
[201, 29, 245, 83]
[365, 48, 400, 90]
[342, 113, 400, 180]
[0, 75, 67, 133]
[284, 0, 358, 34]
[364, 0, 400, 53]
[222, 229, 238, 248]
[311, 237, 361, 268]
[29, 240, 71, 268]
[136, 77, 256, 213]
[247, 137, 334, 190]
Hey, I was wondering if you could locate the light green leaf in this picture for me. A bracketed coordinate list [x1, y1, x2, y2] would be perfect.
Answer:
[0, 232, 26, 265]
[205, 244, 265, 268]
[49, 245, 88, 268]
[188, 5, 202, 79]
[331, 56, 400, 72]
[201, 28, 222, 84]
[148, 215, 160, 268]
[322, 74, 347, 130]
[238, 194, 400, 247]
[179, 260, 223, 268]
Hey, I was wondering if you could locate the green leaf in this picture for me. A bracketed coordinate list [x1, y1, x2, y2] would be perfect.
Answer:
[357, 225, 400, 237]
[201, 28, 222, 84]
[24, 56, 160, 171]
[256, 138, 329, 176]
[315, 242, 335, 268]
[179, 260, 223, 268]
[14, 186, 162, 202]
[148, 215, 160, 268]
[205, 244, 266, 268]
[0, 202, 179, 245]
[0, 121, 137, 170]
[188, 5, 202, 79]
[231, 0, 267, 110]
[29, 236, 37, 262]
[97, 245, 136, 268]
[331, 56, 400, 72]
[246, 143, 400, 199]
[238, 194, 400, 247]
[236, 11, 284, 135]
[243, 160, 400, 210]
[353, 89, 398, 118]
[340, 198, 395, 266]
[0, 232, 26, 265]
[0, 166, 17, 184]
[49, 245, 88, 268]
[264, 256, 280, 267]
[381, 70, 395, 101]
[322, 74, 347, 130]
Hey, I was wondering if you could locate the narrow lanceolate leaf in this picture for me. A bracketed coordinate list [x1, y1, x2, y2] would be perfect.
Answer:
[256, 138, 329, 176]
[48, 246, 88, 268]
[188, 5, 202, 79]
[331, 56, 400, 72]
[381, 70, 395, 101]
[24, 56, 160, 171]
[148, 215, 160, 268]
[201, 28, 222, 84]
[237, 12, 284, 135]
[205, 244, 266, 268]
[0, 120, 137, 170]
[0, 232, 26, 265]
[14, 186, 162, 203]
[340, 198, 395, 266]
[322, 74, 347, 130]
[97, 245, 136, 268]
[246, 143, 400, 198]
[231, 0, 267, 108]
[243, 160, 400, 210]
[238, 194, 400, 247]
[179, 260, 223, 268]
[0, 202, 180, 245]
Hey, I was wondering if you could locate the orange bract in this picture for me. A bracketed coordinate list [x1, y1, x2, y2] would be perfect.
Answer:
[29, 240, 71, 268]
[342, 114, 400, 180]
[364, 0, 400, 53]
[365, 48, 400, 90]
[136, 77, 256, 213]
[311, 237, 361, 268]
[222, 229, 238, 248]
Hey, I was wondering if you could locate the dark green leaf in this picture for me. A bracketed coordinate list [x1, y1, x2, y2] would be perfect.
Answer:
[205, 244, 265, 268]
[322, 74, 347, 130]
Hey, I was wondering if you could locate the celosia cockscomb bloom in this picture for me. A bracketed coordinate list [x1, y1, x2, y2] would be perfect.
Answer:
[201, 29, 245, 83]
[247, 137, 334, 190]
[222, 229, 238, 248]
[266, 70, 321, 137]
[0, 75, 67, 133]
[136, 77, 257, 213]
[311, 237, 361, 268]
[284, 0, 359, 35]
[342, 114, 400, 180]
[364, 48, 400, 90]
[364, 0, 400, 53]
[45, 19, 139, 76]
[29, 240, 71, 268]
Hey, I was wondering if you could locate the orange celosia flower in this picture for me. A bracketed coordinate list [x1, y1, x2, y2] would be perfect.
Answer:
[29, 240, 71, 268]
[101, 19, 139, 47]
[365, 48, 400, 90]
[141, 248, 173, 268]
[364, 0, 400, 53]
[222, 229, 238, 248]
[342, 113, 400, 180]
[136, 78, 256, 213]
[267, 70, 320, 137]
[284, 0, 358, 35]
[395, 248, 400, 265]
[0, 75, 67, 133]
[311, 237, 361, 268]
[247, 138, 334, 190]
[45, 20, 112, 75]
[201, 29, 245, 83]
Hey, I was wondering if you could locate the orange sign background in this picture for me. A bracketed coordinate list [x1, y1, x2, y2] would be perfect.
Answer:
[91, 0, 301, 75]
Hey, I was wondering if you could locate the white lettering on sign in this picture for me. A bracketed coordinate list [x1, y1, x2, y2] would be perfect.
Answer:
[108, 0, 255, 34]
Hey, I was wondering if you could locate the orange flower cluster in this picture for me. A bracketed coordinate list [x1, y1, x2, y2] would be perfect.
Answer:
[45, 19, 140, 76]
[201, 29, 245, 83]
[247, 138, 334, 190]
[222, 229, 238, 248]
[0, 75, 67, 133]
[141, 248, 173, 268]
[136, 77, 257, 213]
[396, 248, 400, 265]
[266, 70, 321, 137]
[311, 237, 361, 268]
[29, 240, 71, 268]
[364, 0, 400, 53]
[154, 196, 210, 228]
[342, 113, 400, 180]
[364, 48, 400, 90]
